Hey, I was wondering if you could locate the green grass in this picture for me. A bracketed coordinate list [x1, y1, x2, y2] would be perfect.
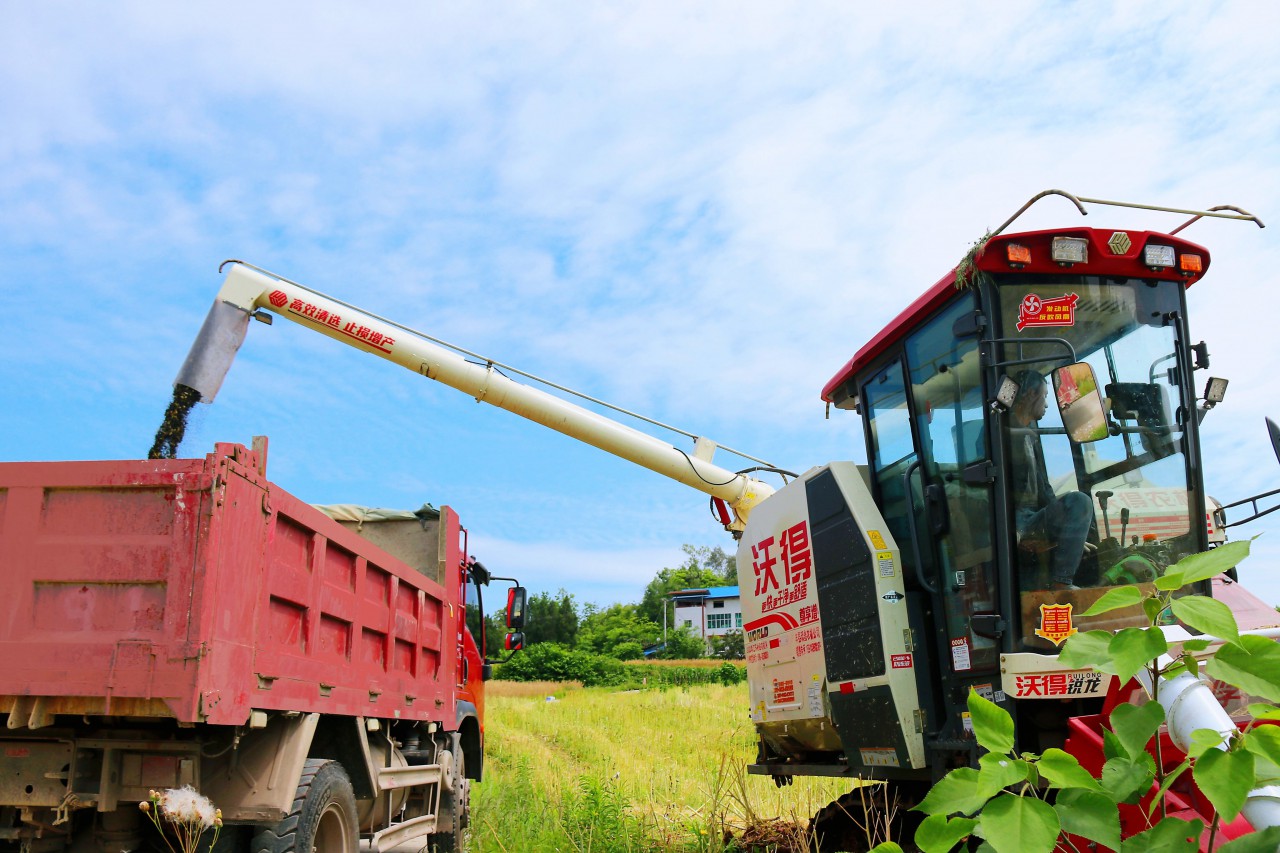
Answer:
[470, 681, 854, 852]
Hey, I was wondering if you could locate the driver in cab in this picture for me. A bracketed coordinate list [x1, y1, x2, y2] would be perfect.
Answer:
[1009, 369, 1093, 591]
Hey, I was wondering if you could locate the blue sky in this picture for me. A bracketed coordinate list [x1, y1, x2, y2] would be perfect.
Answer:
[3, 2, 1279, 607]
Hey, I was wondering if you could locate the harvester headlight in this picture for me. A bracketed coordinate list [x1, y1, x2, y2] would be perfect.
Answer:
[1204, 376, 1228, 405]
[1143, 244, 1176, 269]
[1006, 243, 1031, 266]
[1051, 237, 1088, 265]
[1180, 253, 1204, 274]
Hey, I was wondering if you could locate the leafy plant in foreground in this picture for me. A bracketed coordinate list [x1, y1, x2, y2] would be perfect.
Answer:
[874, 540, 1280, 853]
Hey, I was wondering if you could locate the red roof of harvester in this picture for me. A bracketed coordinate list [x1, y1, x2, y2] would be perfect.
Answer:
[820, 228, 1211, 402]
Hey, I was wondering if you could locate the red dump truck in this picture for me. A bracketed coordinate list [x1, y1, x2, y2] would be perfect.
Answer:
[0, 439, 523, 853]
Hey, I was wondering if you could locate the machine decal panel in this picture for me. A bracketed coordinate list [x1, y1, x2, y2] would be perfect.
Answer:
[868, 530, 887, 550]
[274, 291, 398, 354]
[1016, 292, 1079, 331]
[792, 624, 823, 658]
[751, 521, 812, 610]
[877, 551, 895, 578]
[1012, 671, 1107, 699]
[950, 637, 972, 672]
[890, 654, 913, 669]
[1035, 603, 1078, 646]
[859, 748, 900, 768]
[771, 679, 796, 706]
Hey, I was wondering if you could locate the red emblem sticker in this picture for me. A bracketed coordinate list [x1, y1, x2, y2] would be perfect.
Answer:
[269, 290, 289, 307]
[1016, 293, 1079, 331]
[1035, 603, 1078, 646]
[891, 653, 913, 669]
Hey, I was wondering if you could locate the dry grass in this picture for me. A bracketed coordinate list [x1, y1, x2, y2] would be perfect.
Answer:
[485, 679, 583, 699]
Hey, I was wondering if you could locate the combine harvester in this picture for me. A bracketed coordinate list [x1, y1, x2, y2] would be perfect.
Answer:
[18, 191, 1280, 850]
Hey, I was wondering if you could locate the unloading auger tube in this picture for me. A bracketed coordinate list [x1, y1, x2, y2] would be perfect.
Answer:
[174, 262, 774, 530]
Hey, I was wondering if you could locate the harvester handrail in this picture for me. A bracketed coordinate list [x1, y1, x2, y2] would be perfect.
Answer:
[990, 189, 1265, 238]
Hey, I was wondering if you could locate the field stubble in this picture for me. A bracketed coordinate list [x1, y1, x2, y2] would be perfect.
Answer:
[471, 679, 855, 852]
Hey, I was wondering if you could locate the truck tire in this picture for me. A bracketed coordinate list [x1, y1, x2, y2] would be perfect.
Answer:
[429, 739, 469, 853]
[252, 759, 358, 853]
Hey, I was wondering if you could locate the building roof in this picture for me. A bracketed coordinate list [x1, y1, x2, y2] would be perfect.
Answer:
[669, 585, 739, 603]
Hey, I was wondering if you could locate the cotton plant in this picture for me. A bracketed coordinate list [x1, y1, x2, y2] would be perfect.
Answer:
[139, 787, 222, 853]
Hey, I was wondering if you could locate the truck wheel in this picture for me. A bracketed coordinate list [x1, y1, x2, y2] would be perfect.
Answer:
[252, 759, 358, 853]
[429, 739, 469, 853]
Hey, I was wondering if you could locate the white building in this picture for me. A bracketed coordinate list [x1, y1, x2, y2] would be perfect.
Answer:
[669, 586, 742, 650]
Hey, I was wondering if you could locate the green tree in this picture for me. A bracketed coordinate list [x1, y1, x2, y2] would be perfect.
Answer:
[524, 588, 580, 646]
[661, 624, 706, 660]
[637, 544, 739, 627]
[464, 603, 507, 657]
[576, 603, 661, 659]
[709, 630, 745, 660]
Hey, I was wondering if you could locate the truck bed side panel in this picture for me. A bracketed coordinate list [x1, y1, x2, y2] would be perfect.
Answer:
[0, 444, 460, 727]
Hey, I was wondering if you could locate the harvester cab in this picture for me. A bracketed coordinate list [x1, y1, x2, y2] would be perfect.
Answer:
[740, 192, 1273, 801]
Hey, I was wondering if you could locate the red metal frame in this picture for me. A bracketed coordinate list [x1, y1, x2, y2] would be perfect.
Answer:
[0, 441, 473, 728]
[820, 227, 1212, 402]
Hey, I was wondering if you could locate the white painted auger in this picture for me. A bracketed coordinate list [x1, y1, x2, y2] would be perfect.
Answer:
[174, 262, 774, 531]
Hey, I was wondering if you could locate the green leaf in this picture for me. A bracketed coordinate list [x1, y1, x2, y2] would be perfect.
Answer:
[1218, 826, 1280, 853]
[1186, 727, 1229, 759]
[1193, 747, 1255, 822]
[915, 767, 990, 817]
[1155, 571, 1185, 591]
[913, 814, 977, 853]
[869, 844, 905, 853]
[1142, 595, 1167, 622]
[1058, 630, 1115, 670]
[1169, 594, 1239, 640]
[1172, 540, 1251, 586]
[1110, 702, 1165, 760]
[1208, 635, 1280, 703]
[1081, 585, 1145, 617]
[1037, 748, 1103, 792]
[1180, 652, 1199, 679]
[1119, 817, 1203, 853]
[977, 794, 1059, 853]
[977, 753, 1029, 799]
[1101, 727, 1125, 762]
[1181, 638, 1212, 652]
[968, 689, 1015, 755]
[1101, 754, 1156, 804]
[1243, 724, 1280, 768]
[1053, 789, 1120, 850]
[1108, 627, 1167, 684]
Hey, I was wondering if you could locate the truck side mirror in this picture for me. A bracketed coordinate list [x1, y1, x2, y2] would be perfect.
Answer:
[506, 586, 527, 631]
[1052, 363, 1108, 443]
[504, 632, 525, 652]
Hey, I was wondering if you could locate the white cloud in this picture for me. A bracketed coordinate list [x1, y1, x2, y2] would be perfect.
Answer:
[2, 0, 1279, 607]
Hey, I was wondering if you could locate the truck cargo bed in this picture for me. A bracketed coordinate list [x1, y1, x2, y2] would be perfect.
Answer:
[0, 441, 463, 727]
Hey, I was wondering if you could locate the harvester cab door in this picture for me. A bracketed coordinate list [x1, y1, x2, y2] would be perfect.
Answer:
[860, 290, 1005, 746]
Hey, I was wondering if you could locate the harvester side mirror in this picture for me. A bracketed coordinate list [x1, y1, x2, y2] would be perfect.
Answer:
[506, 586, 527, 631]
[1052, 363, 1109, 443]
[1269, 418, 1280, 468]
[504, 632, 525, 652]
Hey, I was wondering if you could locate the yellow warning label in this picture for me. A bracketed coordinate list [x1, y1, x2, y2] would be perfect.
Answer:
[868, 530, 887, 550]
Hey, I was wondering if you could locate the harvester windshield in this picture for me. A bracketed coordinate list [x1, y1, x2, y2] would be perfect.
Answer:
[991, 273, 1207, 651]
